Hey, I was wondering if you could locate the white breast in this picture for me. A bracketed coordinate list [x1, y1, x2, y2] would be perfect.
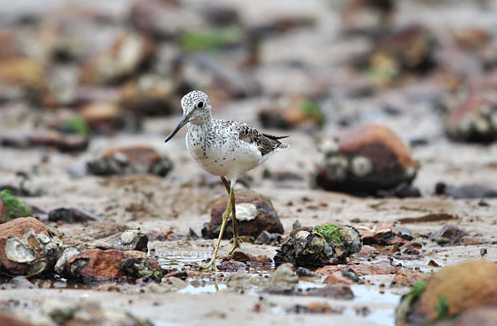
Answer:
[186, 126, 262, 180]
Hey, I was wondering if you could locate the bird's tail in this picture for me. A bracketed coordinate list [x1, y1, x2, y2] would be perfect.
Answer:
[264, 134, 290, 151]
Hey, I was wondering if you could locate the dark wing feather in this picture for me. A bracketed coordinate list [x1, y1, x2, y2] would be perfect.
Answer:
[237, 124, 288, 156]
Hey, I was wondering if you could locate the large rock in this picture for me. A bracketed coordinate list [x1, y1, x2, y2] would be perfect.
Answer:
[0, 217, 63, 277]
[65, 248, 164, 284]
[202, 190, 284, 240]
[396, 261, 497, 325]
[274, 225, 361, 268]
[314, 124, 418, 194]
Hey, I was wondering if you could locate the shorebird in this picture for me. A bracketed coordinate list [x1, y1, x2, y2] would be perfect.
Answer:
[164, 90, 289, 270]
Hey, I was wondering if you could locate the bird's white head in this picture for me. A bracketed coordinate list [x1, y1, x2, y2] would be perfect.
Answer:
[164, 90, 211, 142]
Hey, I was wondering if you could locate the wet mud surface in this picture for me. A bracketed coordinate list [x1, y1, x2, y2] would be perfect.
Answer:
[1, 1, 497, 325]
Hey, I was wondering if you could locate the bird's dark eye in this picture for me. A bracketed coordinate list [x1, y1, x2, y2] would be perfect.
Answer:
[197, 101, 204, 109]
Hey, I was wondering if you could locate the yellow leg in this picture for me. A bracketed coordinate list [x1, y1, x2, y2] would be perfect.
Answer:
[200, 186, 233, 271]
[220, 177, 243, 256]
[228, 188, 242, 255]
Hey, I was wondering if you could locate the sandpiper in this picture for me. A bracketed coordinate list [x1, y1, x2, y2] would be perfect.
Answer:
[164, 90, 289, 270]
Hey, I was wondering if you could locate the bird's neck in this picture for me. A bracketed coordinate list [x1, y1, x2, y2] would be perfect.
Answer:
[188, 112, 212, 126]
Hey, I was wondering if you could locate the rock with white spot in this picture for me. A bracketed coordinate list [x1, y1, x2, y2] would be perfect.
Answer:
[314, 124, 418, 195]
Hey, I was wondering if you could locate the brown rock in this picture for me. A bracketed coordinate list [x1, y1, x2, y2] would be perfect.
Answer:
[130, 1, 202, 39]
[323, 272, 354, 285]
[87, 145, 173, 177]
[454, 306, 497, 326]
[445, 87, 497, 143]
[218, 259, 247, 271]
[66, 248, 127, 283]
[80, 102, 125, 134]
[369, 24, 435, 79]
[391, 269, 427, 288]
[120, 75, 176, 116]
[202, 190, 284, 239]
[29, 131, 89, 152]
[80, 33, 154, 85]
[314, 124, 418, 194]
[230, 250, 272, 265]
[429, 223, 468, 245]
[0, 313, 37, 326]
[0, 217, 63, 276]
[48, 208, 97, 224]
[66, 248, 164, 284]
[399, 261, 497, 324]
[258, 99, 325, 130]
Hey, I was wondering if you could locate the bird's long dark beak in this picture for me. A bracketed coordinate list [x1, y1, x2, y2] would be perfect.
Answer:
[164, 114, 188, 142]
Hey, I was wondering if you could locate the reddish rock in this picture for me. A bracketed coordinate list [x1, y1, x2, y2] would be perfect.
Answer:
[218, 259, 247, 271]
[230, 250, 272, 265]
[0, 313, 37, 326]
[397, 261, 497, 324]
[0, 217, 63, 276]
[66, 248, 164, 284]
[87, 145, 173, 176]
[391, 269, 427, 288]
[323, 272, 354, 285]
[202, 190, 284, 240]
[315, 124, 418, 194]
[66, 248, 127, 283]
[445, 87, 497, 143]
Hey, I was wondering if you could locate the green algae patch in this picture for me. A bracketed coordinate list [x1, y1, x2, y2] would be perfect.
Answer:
[313, 224, 342, 246]
[0, 189, 32, 222]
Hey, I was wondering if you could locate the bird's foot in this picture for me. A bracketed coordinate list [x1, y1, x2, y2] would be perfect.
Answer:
[227, 236, 243, 256]
[199, 258, 218, 271]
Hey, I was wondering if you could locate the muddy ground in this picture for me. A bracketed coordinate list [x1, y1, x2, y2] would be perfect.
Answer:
[1, 1, 497, 326]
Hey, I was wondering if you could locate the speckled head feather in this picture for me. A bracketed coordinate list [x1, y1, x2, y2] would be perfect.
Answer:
[181, 90, 211, 122]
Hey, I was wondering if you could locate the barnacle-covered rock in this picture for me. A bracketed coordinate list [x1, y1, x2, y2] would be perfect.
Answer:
[92, 229, 148, 252]
[445, 87, 497, 143]
[65, 248, 164, 284]
[314, 124, 418, 195]
[202, 190, 284, 240]
[274, 224, 361, 268]
[87, 145, 173, 177]
[396, 261, 497, 325]
[0, 217, 63, 277]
